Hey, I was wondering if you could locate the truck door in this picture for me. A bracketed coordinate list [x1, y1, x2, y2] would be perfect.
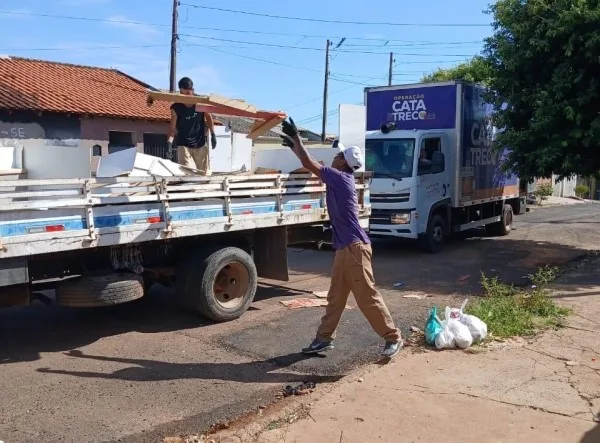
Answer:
[416, 134, 450, 234]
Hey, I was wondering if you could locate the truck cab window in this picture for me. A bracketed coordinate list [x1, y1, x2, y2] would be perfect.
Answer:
[365, 138, 416, 179]
[418, 137, 444, 175]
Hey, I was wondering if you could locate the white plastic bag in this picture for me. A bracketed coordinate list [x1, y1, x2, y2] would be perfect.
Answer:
[435, 307, 473, 349]
[450, 299, 488, 342]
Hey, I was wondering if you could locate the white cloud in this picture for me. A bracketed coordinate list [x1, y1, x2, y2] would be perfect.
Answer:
[106, 15, 161, 39]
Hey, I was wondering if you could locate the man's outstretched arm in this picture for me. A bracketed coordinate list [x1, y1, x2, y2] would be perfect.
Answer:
[281, 118, 322, 176]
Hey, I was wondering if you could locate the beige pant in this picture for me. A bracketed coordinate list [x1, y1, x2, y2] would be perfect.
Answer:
[177, 145, 209, 174]
[317, 242, 401, 343]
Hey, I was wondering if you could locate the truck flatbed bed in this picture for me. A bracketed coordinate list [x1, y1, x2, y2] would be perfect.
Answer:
[0, 173, 371, 259]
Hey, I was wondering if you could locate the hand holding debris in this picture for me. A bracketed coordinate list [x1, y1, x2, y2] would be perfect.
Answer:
[166, 141, 174, 160]
[211, 133, 217, 150]
[280, 117, 298, 149]
[281, 117, 299, 138]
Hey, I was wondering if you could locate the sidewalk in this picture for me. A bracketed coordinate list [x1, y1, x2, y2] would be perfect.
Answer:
[210, 258, 600, 443]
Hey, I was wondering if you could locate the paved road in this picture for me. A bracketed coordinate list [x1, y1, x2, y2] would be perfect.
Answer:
[1, 203, 599, 443]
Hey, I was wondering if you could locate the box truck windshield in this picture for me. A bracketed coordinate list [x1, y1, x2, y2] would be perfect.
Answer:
[365, 138, 416, 180]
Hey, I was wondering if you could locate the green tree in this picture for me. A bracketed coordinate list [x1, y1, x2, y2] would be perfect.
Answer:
[483, 0, 600, 179]
[421, 56, 493, 85]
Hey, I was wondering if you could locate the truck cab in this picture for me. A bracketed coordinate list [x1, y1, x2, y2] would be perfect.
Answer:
[366, 125, 454, 244]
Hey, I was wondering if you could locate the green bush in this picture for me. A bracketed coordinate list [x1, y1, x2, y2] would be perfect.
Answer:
[575, 184, 589, 198]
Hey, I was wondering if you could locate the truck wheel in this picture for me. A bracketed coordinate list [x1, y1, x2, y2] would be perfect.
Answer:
[58, 274, 144, 307]
[421, 214, 446, 253]
[486, 204, 513, 236]
[176, 247, 257, 322]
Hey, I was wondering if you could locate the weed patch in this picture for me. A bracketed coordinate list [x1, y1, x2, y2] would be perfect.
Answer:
[466, 266, 570, 339]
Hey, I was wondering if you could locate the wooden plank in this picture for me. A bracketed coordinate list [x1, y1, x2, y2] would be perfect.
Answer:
[247, 115, 286, 140]
[208, 94, 257, 114]
[147, 91, 257, 114]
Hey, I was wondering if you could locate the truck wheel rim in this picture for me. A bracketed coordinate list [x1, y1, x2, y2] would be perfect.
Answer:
[433, 225, 443, 242]
[505, 211, 513, 227]
[213, 261, 250, 309]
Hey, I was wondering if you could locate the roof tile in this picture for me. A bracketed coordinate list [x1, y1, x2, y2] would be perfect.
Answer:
[0, 56, 171, 121]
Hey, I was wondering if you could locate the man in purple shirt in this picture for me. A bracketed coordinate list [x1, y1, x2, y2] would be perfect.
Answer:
[280, 118, 402, 359]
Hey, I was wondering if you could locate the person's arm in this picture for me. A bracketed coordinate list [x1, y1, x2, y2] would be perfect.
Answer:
[167, 108, 177, 159]
[290, 135, 323, 176]
[168, 108, 177, 144]
[205, 113, 217, 149]
[281, 118, 322, 176]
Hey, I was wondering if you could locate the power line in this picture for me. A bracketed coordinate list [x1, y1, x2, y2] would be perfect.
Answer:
[179, 34, 477, 56]
[0, 10, 486, 46]
[197, 44, 394, 88]
[0, 44, 167, 52]
[179, 3, 490, 27]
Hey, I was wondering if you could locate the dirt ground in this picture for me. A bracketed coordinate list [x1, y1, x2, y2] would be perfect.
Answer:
[0, 204, 599, 443]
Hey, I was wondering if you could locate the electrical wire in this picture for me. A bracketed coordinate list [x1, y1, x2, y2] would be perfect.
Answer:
[180, 3, 491, 27]
[179, 34, 478, 56]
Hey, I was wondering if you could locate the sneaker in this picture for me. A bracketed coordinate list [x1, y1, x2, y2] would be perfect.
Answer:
[381, 341, 403, 359]
[302, 338, 334, 354]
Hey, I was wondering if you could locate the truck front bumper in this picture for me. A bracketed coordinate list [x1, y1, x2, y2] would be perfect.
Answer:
[368, 209, 418, 239]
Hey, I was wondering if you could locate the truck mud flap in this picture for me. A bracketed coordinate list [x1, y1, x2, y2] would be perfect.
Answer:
[253, 226, 289, 282]
[0, 257, 29, 286]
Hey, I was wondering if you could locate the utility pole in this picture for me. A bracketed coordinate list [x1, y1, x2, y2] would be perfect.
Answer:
[321, 39, 331, 142]
[388, 52, 394, 86]
[169, 0, 179, 92]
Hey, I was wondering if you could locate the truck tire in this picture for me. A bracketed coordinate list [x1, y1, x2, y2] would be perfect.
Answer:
[486, 204, 513, 236]
[176, 247, 257, 322]
[58, 274, 144, 308]
[421, 214, 446, 253]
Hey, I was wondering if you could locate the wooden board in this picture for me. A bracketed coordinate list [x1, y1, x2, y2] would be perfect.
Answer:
[247, 115, 286, 140]
[147, 90, 287, 139]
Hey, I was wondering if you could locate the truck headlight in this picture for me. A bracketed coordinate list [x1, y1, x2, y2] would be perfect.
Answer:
[390, 213, 411, 224]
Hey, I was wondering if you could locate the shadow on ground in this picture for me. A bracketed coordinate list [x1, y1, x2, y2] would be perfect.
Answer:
[581, 421, 600, 443]
[36, 349, 340, 385]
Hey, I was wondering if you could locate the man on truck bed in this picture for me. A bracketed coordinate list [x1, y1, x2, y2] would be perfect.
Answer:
[280, 118, 403, 359]
[167, 77, 217, 174]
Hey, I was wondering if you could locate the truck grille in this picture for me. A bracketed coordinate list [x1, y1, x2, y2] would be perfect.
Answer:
[370, 192, 410, 203]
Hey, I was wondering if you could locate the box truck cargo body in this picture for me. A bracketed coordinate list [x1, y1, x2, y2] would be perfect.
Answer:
[364, 81, 525, 252]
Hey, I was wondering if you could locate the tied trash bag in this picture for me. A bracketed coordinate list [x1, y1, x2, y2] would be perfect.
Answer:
[435, 307, 473, 350]
[449, 299, 488, 342]
[425, 307, 443, 345]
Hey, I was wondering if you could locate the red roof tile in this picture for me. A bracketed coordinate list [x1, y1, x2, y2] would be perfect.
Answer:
[0, 56, 171, 121]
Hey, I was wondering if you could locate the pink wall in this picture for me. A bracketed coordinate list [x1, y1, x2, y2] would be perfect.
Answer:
[80, 117, 169, 172]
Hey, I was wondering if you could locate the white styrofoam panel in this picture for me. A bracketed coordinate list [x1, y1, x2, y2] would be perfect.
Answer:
[96, 148, 193, 178]
[338, 104, 367, 172]
[231, 133, 252, 171]
[0, 147, 15, 169]
[252, 147, 338, 173]
[209, 127, 233, 173]
[24, 144, 91, 179]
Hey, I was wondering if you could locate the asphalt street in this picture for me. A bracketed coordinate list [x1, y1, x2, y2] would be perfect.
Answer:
[1, 203, 599, 443]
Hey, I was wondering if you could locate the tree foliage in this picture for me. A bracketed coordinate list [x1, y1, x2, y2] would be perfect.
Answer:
[483, 0, 600, 179]
[421, 56, 494, 85]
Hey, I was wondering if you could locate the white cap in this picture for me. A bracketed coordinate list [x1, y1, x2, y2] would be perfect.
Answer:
[338, 143, 363, 170]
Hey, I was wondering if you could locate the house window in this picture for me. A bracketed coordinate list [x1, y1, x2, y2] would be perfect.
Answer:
[92, 144, 102, 156]
[143, 133, 169, 158]
[108, 131, 135, 154]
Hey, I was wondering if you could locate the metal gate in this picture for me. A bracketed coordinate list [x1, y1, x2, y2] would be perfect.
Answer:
[143, 133, 169, 159]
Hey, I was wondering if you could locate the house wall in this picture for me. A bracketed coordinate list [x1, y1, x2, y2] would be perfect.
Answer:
[0, 112, 169, 174]
[80, 117, 169, 172]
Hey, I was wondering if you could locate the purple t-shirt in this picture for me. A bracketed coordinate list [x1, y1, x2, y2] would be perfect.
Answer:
[320, 167, 371, 250]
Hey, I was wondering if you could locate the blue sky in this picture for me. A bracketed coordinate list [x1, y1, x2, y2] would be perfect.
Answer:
[0, 0, 492, 133]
